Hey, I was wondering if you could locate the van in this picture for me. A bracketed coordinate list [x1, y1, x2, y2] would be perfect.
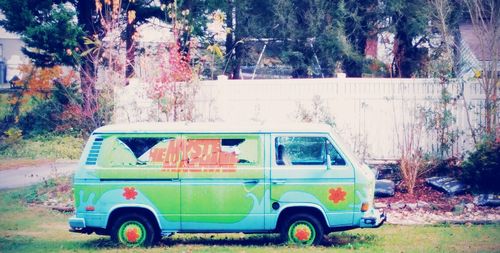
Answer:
[69, 123, 385, 246]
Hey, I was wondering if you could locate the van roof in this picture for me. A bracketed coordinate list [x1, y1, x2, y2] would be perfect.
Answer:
[93, 122, 333, 134]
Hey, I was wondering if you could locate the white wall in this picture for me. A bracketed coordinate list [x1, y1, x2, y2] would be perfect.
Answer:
[114, 78, 488, 160]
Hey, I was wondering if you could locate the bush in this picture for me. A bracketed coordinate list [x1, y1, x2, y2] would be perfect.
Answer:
[0, 127, 23, 151]
[7, 176, 72, 204]
[424, 156, 462, 177]
[461, 140, 500, 193]
[18, 98, 64, 136]
[0, 134, 84, 159]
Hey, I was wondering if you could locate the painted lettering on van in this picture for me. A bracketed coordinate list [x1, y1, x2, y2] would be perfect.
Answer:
[149, 139, 238, 172]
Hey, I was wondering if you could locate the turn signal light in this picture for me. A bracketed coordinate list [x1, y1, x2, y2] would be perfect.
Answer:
[85, 205, 95, 211]
[361, 202, 369, 212]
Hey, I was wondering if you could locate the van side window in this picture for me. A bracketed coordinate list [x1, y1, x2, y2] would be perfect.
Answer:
[276, 137, 326, 165]
[186, 138, 259, 165]
[99, 136, 260, 167]
[275, 137, 346, 166]
[99, 137, 173, 167]
[327, 141, 346, 165]
[119, 137, 173, 162]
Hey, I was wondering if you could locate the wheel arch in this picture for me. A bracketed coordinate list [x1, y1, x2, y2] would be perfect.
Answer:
[275, 204, 330, 231]
[106, 205, 161, 233]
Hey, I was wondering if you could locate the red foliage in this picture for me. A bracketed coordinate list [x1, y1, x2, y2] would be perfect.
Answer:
[55, 104, 84, 132]
[150, 38, 193, 100]
[14, 64, 77, 99]
[146, 12, 199, 122]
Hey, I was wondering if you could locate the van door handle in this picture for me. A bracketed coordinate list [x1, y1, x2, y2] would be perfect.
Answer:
[272, 180, 286, 185]
[244, 179, 259, 184]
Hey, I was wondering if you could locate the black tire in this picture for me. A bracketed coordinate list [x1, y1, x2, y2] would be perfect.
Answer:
[110, 213, 158, 247]
[279, 213, 324, 246]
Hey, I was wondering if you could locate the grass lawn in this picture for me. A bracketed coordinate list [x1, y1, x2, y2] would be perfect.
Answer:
[0, 135, 84, 162]
[0, 186, 499, 252]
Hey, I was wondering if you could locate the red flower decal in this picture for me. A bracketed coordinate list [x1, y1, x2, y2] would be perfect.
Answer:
[328, 187, 347, 204]
[295, 228, 310, 241]
[125, 228, 140, 243]
[123, 187, 138, 200]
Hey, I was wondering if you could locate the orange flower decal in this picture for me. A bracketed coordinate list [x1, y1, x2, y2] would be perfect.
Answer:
[126, 228, 140, 243]
[295, 228, 310, 241]
[328, 187, 346, 204]
[123, 187, 138, 200]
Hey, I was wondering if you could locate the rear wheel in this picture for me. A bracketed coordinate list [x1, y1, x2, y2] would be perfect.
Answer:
[280, 213, 324, 246]
[110, 213, 157, 247]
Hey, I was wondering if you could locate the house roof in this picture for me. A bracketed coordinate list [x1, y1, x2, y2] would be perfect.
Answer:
[459, 23, 499, 62]
[0, 27, 20, 40]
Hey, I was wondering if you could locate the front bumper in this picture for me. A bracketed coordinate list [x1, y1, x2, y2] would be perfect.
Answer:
[360, 209, 386, 228]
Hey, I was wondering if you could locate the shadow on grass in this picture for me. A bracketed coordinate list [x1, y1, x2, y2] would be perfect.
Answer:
[161, 234, 283, 247]
[79, 232, 376, 249]
[83, 233, 375, 248]
[323, 232, 376, 248]
[79, 237, 118, 249]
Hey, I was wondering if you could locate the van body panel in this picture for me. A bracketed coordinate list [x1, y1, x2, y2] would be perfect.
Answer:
[69, 123, 385, 239]
[270, 133, 355, 227]
[179, 134, 265, 231]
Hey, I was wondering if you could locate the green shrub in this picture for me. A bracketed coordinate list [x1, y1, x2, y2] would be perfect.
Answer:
[6, 177, 71, 204]
[16, 80, 88, 136]
[0, 94, 11, 119]
[18, 98, 64, 136]
[424, 156, 462, 177]
[0, 127, 23, 150]
[461, 140, 500, 193]
[0, 135, 84, 159]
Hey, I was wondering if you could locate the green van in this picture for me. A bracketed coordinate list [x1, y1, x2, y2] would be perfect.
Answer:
[69, 123, 385, 246]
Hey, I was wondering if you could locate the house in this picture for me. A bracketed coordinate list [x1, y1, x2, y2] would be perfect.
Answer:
[458, 23, 500, 80]
[0, 26, 26, 84]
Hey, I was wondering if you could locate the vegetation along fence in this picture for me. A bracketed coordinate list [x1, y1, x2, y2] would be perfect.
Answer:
[114, 78, 489, 160]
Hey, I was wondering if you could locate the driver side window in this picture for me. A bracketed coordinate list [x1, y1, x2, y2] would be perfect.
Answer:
[327, 141, 346, 166]
[275, 136, 346, 166]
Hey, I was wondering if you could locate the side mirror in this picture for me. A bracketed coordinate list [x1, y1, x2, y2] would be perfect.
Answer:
[326, 155, 332, 170]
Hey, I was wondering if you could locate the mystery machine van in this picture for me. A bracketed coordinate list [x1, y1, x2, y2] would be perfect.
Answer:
[69, 123, 385, 246]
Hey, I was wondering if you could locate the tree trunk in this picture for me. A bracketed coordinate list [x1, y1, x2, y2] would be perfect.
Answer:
[225, 0, 234, 58]
[225, 0, 242, 79]
[125, 4, 137, 81]
[232, 37, 242, 79]
[224, 0, 233, 78]
[80, 59, 98, 126]
[125, 24, 137, 81]
[77, 0, 99, 128]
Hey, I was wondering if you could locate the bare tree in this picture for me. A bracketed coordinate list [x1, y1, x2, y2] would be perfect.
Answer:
[392, 93, 427, 195]
[429, 0, 454, 62]
[463, 0, 499, 139]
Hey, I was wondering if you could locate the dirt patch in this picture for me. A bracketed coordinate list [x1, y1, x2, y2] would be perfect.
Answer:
[377, 178, 475, 210]
[0, 159, 55, 171]
[375, 179, 500, 225]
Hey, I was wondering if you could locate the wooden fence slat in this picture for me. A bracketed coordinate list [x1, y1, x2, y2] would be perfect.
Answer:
[114, 78, 491, 159]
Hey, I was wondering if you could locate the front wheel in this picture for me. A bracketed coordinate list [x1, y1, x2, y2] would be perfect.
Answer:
[110, 213, 157, 247]
[280, 213, 324, 246]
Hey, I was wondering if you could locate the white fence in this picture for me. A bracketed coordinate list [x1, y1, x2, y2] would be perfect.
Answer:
[114, 78, 488, 160]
